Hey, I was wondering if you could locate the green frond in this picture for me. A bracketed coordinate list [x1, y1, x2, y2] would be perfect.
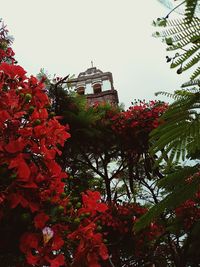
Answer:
[182, 52, 200, 74]
[150, 90, 200, 165]
[143, 0, 200, 242]
[155, 91, 183, 100]
[166, 30, 199, 49]
[168, 17, 199, 28]
[156, 18, 200, 39]
[173, 88, 196, 97]
[191, 67, 200, 80]
[173, 137, 186, 163]
[158, 166, 198, 189]
[153, 15, 200, 78]
[181, 79, 200, 87]
[187, 118, 200, 154]
[151, 123, 189, 151]
[134, 173, 200, 232]
[170, 46, 199, 69]
[185, 0, 199, 21]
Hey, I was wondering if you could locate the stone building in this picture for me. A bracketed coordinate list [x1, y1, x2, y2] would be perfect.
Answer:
[70, 66, 119, 106]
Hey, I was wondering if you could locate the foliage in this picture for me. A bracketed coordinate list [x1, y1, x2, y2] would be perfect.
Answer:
[158, 0, 200, 19]
[149, 89, 200, 165]
[52, 90, 167, 202]
[0, 19, 110, 267]
[1, 0, 200, 264]
[135, 0, 200, 245]
[154, 0, 200, 84]
[185, 0, 200, 20]
[135, 166, 200, 231]
[46, 80, 174, 265]
[0, 18, 15, 64]
[0, 17, 172, 267]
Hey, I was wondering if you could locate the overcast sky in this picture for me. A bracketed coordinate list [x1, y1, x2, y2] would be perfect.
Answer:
[0, 0, 187, 107]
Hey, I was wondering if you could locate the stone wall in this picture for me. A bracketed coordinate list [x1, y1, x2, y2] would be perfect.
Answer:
[86, 90, 119, 106]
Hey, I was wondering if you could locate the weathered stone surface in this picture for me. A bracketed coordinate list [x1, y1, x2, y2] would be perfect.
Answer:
[70, 67, 119, 106]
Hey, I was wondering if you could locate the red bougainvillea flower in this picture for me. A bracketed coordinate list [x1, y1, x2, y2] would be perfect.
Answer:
[34, 212, 50, 229]
[78, 190, 108, 217]
[175, 199, 200, 230]
[0, 62, 27, 81]
[111, 100, 168, 135]
[20, 228, 66, 266]
[45, 254, 65, 267]
[68, 222, 108, 267]
[0, 24, 72, 265]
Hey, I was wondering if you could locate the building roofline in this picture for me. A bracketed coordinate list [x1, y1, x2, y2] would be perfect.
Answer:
[70, 72, 113, 83]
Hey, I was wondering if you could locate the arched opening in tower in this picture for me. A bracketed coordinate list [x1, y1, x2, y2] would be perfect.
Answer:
[77, 86, 85, 95]
[93, 83, 102, 94]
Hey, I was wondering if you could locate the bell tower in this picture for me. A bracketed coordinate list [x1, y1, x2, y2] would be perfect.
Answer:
[70, 66, 119, 106]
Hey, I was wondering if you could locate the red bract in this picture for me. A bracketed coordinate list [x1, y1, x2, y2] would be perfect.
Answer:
[79, 190, 108, 217]
[0, 20, 73, 266]
[97, 202, 162, 261]
[0, 62, 26, 81]
[111, 101, 167, 137]
[20, 227, 66, 266]
[175, 198, 200, 230]
[68, 222, 108, 267]
[100, 203, 147, 234]
[9, 153, 31, 181]
[20, 232, 40, 254]
[34, 212, 50, 229]
[0, 23, 112, 265]
[45, 254, 65, 267]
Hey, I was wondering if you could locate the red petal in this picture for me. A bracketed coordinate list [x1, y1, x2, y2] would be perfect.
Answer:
[34, 212, 49, 229]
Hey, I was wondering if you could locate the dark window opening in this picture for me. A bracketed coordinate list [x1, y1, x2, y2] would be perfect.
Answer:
[77, 87, 85, 95]
[93, 84, 102, 94]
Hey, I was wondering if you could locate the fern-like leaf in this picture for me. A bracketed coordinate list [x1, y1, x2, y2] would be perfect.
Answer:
[153, 16, 200, 80]
[150, 91, 200, 164]
[185, 0, 199, 21]
[181, 78, 200, 87]
[191, 67, 200, 80]
[134, 167, 200, 232]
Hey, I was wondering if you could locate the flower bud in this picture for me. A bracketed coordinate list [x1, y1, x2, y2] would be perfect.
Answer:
[34, 119, 41, 126]
[25, 93, 32, 102]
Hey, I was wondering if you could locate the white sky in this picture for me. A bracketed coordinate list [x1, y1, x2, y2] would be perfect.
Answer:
[0, 0, 187, 107]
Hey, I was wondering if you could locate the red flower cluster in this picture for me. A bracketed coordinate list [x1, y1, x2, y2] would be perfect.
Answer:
[111, 100, 168, 134]
[0, 21, 110, 266]
[68, 222, 108, 267]
[0, 47, 15, 63]
[100, 203, 147, 234]
[175, 198, 200, 230]
[20, 226, 66, 266]
[78, 190, 108, 217]
[0, 59, 72, 264]
[0, 20, 168, 267]
[97, 202, 162, 259]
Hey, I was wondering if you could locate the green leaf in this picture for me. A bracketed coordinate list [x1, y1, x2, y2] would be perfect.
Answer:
[166, 37, 173, 45]
[134, 174, 200, 232]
